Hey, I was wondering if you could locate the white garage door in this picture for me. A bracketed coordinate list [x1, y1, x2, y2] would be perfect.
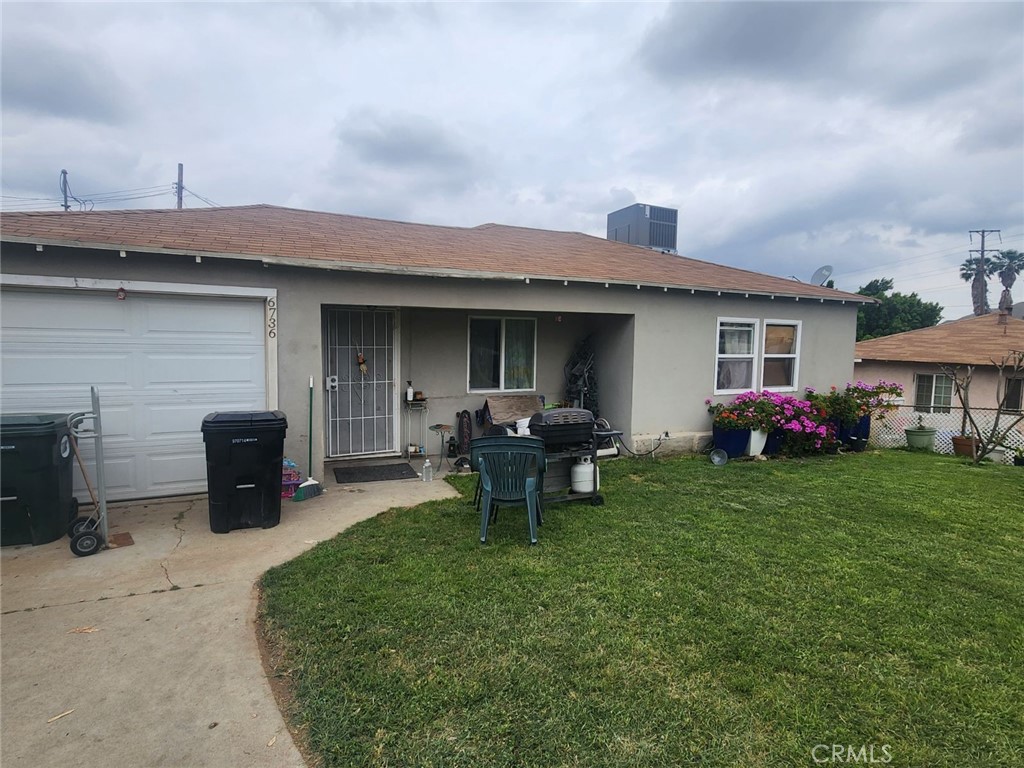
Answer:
[1, 288, 268, 500]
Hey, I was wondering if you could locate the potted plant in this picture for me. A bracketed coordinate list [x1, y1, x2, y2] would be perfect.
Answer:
[942, 353, 1024, 464]
[730, 391, 781, 455]
[766, 390, 836, 456]
[952, 384, 980, 458]
[1013, 447, 1024, 467]
[904, 413, 937, 451]
[847, 380, 904, 448]
[706, 399, 752, 458]
[809, 381, 904, 451]
[706, 392, 779, 457]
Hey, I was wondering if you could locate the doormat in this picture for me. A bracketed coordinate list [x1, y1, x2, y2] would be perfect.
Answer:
[107, 532, 135, 548]
[333, 464, 419, 484]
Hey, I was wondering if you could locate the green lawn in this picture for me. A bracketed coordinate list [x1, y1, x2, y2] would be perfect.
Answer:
[259, 451, 1023, 767]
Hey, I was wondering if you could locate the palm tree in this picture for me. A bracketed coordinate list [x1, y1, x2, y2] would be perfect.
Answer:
[960, 255, 999, 315]
[991, 249, 1024, 313]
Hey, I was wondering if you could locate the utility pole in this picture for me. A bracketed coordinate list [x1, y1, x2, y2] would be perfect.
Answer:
[60, 169, 70, 212]
[969, 229, 1002, 316]
[176, 163, 184, 209]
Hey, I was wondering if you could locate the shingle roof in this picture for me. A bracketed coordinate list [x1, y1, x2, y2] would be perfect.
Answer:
[855, 313, 1024, 366]
[0, 204, 868, 302]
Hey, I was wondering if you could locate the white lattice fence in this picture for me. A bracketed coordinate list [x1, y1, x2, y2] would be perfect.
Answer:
[869, 406, 1024, 464]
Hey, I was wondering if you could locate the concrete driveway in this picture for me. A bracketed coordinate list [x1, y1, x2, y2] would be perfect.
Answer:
[1, 469, 458, 768]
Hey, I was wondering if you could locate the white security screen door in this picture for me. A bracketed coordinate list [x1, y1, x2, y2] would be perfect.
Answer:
[322, 308, 396, 457]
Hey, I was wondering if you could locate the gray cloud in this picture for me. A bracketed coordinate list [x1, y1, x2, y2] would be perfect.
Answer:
[0, 37, 131, 124]
[641, 3, 876, 85]
[339, 110, 473, 171]
[956, 106, 1024, 154]
[334, 109, 481, 196]
[639, 2, 1022, 107]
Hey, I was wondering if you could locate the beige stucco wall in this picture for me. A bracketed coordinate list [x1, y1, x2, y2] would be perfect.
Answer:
[2, 243, 859, 478]
[855, 360, 1011, 410]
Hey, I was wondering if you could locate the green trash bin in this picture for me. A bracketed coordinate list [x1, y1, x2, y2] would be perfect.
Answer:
[1, 414, 77, 547]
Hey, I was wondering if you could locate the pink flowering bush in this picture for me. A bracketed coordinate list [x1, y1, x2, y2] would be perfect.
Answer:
[707, 391, 837, 455]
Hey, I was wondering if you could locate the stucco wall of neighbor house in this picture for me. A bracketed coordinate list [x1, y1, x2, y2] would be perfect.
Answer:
[856, 360, 1010, 410]
[2, 243, 859, 478]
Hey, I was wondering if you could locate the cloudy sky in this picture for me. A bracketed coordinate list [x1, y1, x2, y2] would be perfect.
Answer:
[2, 1, 1022, 318]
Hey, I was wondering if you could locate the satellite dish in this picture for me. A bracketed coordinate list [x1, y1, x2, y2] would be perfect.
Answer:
[809, 265, 833, 286]
[709, 449, 729, 466]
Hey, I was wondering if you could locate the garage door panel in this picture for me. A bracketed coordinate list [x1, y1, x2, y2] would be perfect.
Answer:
[146, 402, 262, 439]
[1, 292, 131, 337]
[2, 353, 131, 387]
[1, 289, 268, 500]
[148, 450, 208, 491]
[144, 353, 264, 387]
[142, 300, 263, 338]
[70, 452, 139, 499]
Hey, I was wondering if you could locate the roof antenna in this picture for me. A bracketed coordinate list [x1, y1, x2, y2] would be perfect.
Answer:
[809, 265, 833, 286]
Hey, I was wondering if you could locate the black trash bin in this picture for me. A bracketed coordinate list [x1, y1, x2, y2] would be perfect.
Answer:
[201, 411, 288, 534]
[1, 414, 76, 547]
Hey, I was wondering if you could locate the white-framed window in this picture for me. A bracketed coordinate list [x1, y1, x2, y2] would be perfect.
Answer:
[914, 373, 953, 413]
[762, 320, 801, 391]
[715, 318, 758, 394]
[468, 316, 536, 392]
[714, 318, 802, 394]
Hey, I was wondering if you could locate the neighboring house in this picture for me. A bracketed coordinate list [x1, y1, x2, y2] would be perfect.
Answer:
[855, 313, 1024, 413]
[1, 205, 869, 500]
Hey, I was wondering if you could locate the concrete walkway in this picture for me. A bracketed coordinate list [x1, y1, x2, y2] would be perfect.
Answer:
[1, 469, 459, 768]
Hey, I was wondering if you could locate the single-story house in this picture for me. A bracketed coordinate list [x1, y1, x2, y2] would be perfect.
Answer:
[1, 205, 869, 500]
[855, 313, 1024, 413]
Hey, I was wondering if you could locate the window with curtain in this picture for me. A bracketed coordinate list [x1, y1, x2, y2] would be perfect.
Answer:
[715, 320, 756, 392]
[762, 322, 800, 390]
[1005, 378, 1023, 412]
[914, 373, 952, 413]
[469, 317, 536, 391]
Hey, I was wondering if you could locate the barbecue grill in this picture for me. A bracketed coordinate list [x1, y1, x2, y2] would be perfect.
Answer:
[528, 408, 596, 449]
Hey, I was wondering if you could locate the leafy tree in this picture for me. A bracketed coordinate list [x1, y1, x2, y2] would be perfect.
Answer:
[856, 278, 943, 341]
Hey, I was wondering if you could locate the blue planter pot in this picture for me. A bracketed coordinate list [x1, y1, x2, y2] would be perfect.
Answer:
[712, 426, 750, 459]
[848, 415, 871, 452]
[764, 429, 786, 456]
[830, 416, 870, 451]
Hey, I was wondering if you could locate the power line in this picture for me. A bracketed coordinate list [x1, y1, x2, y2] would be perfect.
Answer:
[76, 185, 168, 199]
[183, 187, 219, 207]
[1, 194, 65, 202]
[835, 232, 1023, 281]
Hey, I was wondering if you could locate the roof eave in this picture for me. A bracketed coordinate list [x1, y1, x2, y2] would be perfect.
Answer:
[2, 234, 873, 304]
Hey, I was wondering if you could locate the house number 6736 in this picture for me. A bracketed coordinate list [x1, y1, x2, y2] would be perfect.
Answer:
[267, 298, 278, 339]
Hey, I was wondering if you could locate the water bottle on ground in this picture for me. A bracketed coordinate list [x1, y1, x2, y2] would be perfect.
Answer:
[422, 459, 433, 482]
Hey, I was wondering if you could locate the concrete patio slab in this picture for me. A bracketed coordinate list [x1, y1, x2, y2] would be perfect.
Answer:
[1, 468, 459, 768]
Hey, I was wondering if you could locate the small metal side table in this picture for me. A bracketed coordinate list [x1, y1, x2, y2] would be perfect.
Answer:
[403, 399, 429, 457]
[429, 423, 454, 467]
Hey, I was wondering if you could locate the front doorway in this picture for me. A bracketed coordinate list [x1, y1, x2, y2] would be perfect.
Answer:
[322, 308, 397, 457]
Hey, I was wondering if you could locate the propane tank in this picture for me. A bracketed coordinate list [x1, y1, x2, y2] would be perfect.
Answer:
[570, 456, 595, 493]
